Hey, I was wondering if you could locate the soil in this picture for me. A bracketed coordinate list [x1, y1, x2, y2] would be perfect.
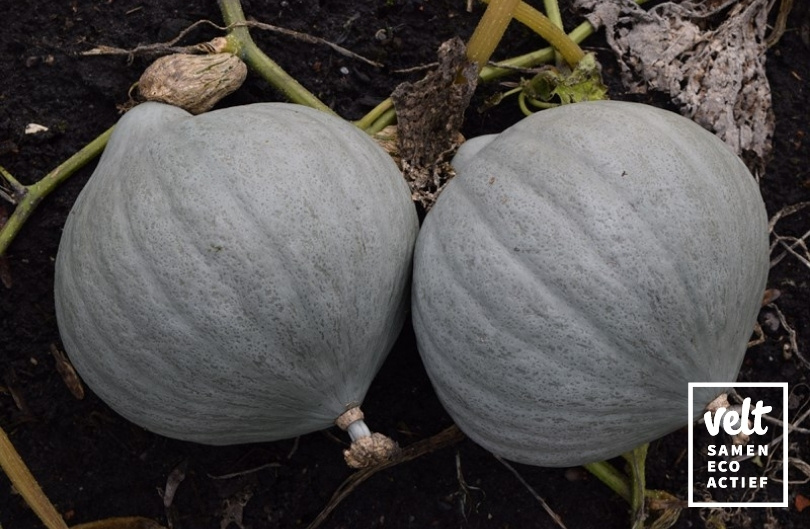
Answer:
[1, 1, 809, 528]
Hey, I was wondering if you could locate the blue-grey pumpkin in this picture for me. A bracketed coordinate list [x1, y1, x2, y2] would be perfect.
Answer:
[55, 102, 418, 445]
[412, 100, 769, 466]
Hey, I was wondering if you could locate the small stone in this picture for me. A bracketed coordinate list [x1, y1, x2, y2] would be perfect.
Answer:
[24, 123, 49, 135]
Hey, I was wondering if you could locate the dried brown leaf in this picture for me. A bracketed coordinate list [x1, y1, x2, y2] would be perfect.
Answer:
[575, 0, 776, 170]
[391, 37, 477, 209]
[50, 344, 85, 400]
[162, 460, 187, 508]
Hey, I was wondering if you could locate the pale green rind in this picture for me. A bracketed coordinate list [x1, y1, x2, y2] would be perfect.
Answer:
[413, 100, 769, 467]
[55, 102, 418, 445]
[452, 134, 498, 173]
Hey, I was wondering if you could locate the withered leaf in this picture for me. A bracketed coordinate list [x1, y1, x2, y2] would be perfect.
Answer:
[575, 0, 775, 171]
[50, 344, 85, 400]
[391, 37, 478, 209]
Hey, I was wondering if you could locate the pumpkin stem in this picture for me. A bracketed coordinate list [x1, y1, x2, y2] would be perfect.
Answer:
[336, 406, 400, 469]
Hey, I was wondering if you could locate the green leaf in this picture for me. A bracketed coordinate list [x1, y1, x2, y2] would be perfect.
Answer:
[524, 52, 608, 105]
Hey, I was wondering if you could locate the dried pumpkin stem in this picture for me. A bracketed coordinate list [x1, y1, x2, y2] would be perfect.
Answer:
[0, 425, 69, 529]
[0, 126, 114, 257]
[217, 0, 335, 115]
[335, 406, 400, 469]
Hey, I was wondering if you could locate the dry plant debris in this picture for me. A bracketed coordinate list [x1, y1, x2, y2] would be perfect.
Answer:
[49, 343, 85, 400]
[138, 52, 247, 114]
[575, 0, 776, 171]
[82, 19, 383, 68]
[391, 37, 478, 210]
[306, 425, 465, 529]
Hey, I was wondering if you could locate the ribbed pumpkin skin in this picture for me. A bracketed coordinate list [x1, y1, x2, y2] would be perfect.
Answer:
[412, 101, 769, 467]
[55, 102, 418, 445]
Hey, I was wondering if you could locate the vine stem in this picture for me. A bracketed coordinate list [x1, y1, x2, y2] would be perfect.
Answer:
[0, 425, 69, 529]
[583, 443, 652, 527]
[0, 127, 113, 257]
[624, 443, 649, 528]
[543, 0, 564, 32]
[354, 98, 393, 131]
[465, 0, 522, 72]
[217, 0, 334, 115]
[481, 0, 585, 67]
[583, 460, 632, 503]
[543, 0, 565, 65]
[481, 0, 649, 81]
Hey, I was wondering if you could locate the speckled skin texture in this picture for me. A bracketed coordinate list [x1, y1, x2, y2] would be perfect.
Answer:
[55, 102, 418, 445]
[412, 101, 769, 467]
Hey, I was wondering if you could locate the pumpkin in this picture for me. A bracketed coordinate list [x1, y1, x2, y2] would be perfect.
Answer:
[412, 100, 769, 467]
[55, 102, 418, 450]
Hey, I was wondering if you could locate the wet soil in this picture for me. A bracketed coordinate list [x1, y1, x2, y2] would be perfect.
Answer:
[1, 1, 809, 528]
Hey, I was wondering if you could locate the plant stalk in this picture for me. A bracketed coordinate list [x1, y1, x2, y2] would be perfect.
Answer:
[543, 0, 565, 65]
[0, 126, 113, 256]
[365, 108, 397, 136]
[354, 98, 393, 131]
[217, 0, 334, 115]
[543, 0, 564, 31]
[583, 460, 632, 503]
[480, 0, 649, 81]
[624, 443, 649, 529]
[0, 425, 69, 529]
[481, 0, 585, 67]
[466, 0, 522, 71]
[479, 22, 584, 81]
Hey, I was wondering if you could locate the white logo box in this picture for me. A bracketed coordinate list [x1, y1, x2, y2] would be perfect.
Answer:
[687, 382, 788, 508]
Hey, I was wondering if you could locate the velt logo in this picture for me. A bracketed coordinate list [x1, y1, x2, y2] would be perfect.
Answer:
[688, 383, 788, 508]
[703, 397, 771, 437]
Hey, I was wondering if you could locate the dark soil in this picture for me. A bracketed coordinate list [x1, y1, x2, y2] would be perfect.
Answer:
[2, 1, 809, 528]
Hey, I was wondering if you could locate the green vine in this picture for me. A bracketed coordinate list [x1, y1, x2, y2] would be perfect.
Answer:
[481, 0, 585, 67]
[465, 0, 522, 72]
[0, 127, 113, 256]
[217, 0, 333, 114]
